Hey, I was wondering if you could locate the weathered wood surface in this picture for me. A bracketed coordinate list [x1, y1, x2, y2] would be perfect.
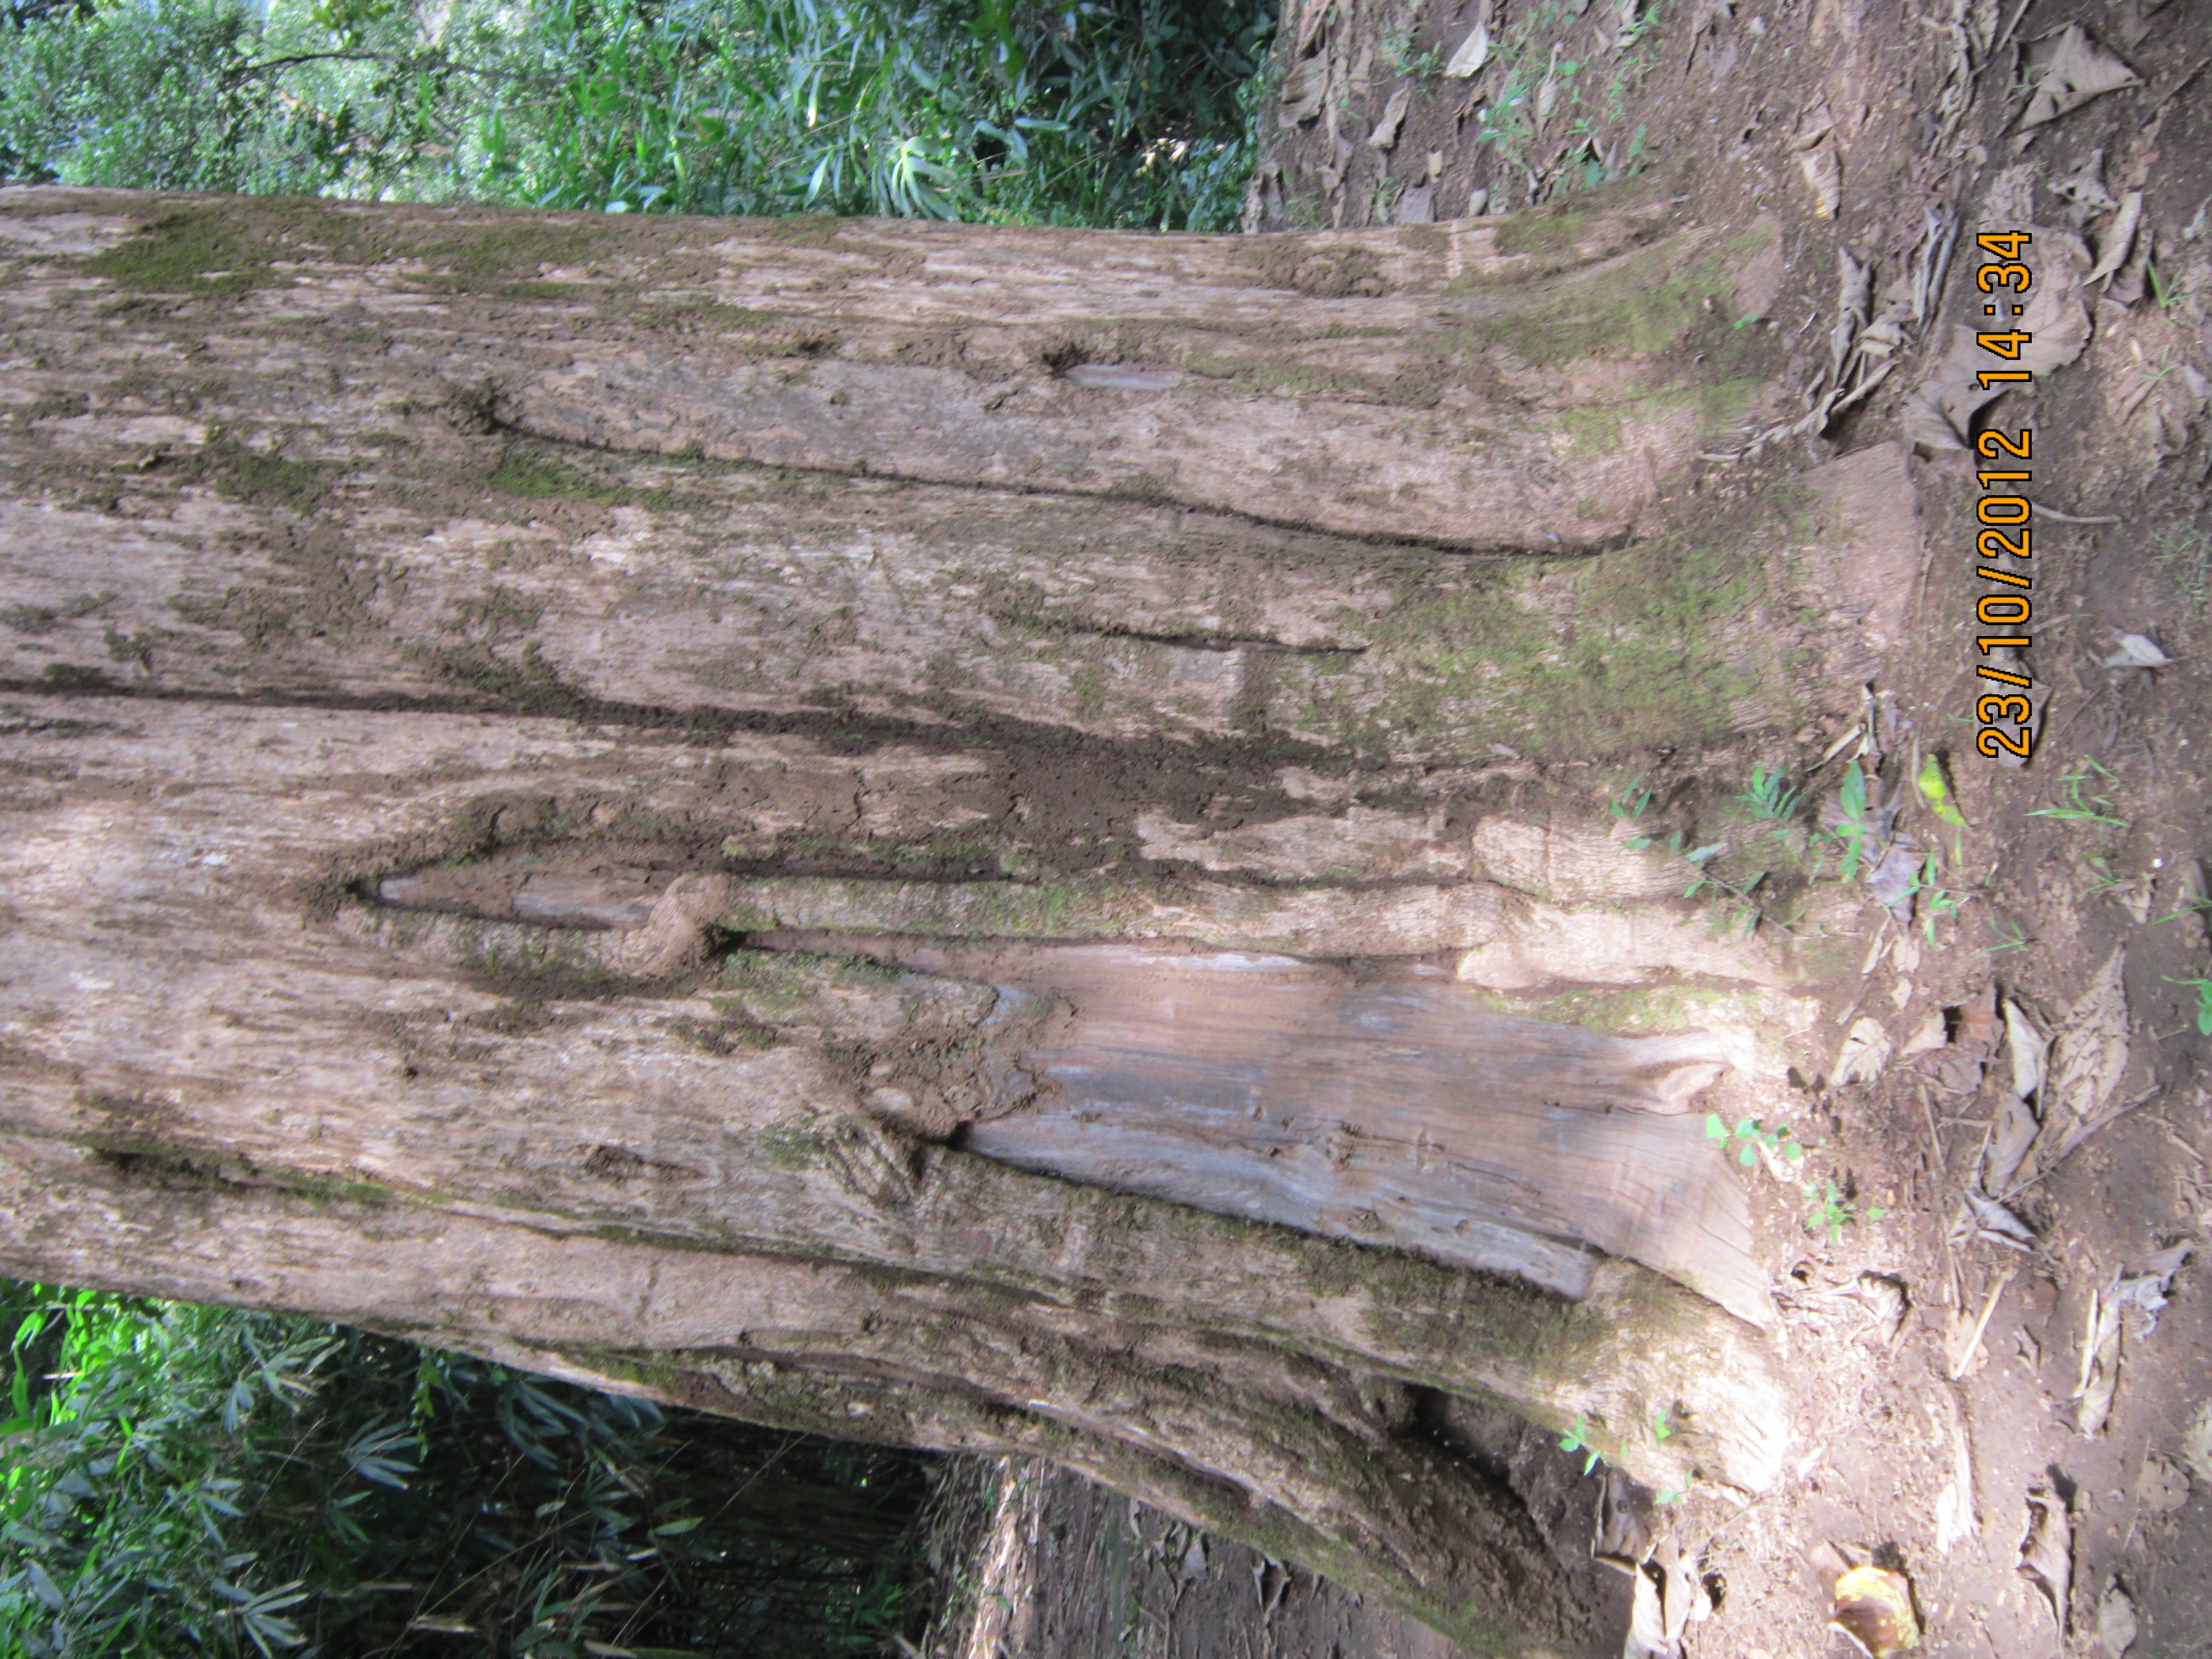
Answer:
[0, 186, 1773, 549]
[0, 188, 1918, 763]
[0, 692, 1786, 1478]
[0, 187, 1871, 1645]
[753, 937, 1765, 1322]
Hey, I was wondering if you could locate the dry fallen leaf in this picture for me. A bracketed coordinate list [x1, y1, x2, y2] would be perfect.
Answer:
[2103, 631, 2174, 669]
[1444, 19, 1491, 76]
[1393, 184, 1435, 224]
[1625, 1562, 1674, 1658]
[1831, 1565, 1921, 1657]
[2019, 1486, 2073, 1634]
[2017, 24, 2141, 130]
[2086, 192, 2145, 286]
[2097, 1581, 2138, 1658]
[1368, 86, 1412, 151]
[1901, 1011, 1947, 1058]
[1835, 1017, 1892, 1086]
[2186, 1398, 2212, 1484]
[1921, 986, 2000, 1092]
[1929, 1392, 1977, 1554]
[1981, 1094, 2040, 1196]
[2112, 1243, 2192, 1334]
[1534, 47, 1562, 125]
[2135, 1454, 2189, 1512]
[1651, 1539, 1702, 1642]
[2005, 997, 2048, 1101]
[1962, 1189, 2036, 1249]
[1905, 229, 2092, 450]
[2051, 950, 2132, 1156]
[1279, 57, 1327, 126]
[1799, 145, 1843, 220]
[2073, 1283, 2122, 1435]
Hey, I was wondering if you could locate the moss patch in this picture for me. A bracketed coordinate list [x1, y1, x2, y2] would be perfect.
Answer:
[80, 200, 632, 301]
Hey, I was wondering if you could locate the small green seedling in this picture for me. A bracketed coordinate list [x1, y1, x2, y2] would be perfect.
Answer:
[1654, 1483, 1689, 1506]
[1738, 765, 1802, 824]
[1707, 1113, 1807, 1167]
[2168, 977, 2212, 1036]
[1558, 1413, 1605, 1475]
[1903, 854, 1966, 942]
[1651, 1406, 1673, 1443]
[1612, 773, 1656, 849]
[1808, 1179, 1885, 1245]
[1831, 761, 1872, 882]
[2030, 760, 2128, 828]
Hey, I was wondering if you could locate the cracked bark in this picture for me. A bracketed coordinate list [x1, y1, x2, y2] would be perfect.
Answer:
[0, 185, 1918, 1653]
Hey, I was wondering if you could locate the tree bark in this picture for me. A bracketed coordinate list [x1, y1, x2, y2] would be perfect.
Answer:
[0, 184, 1916, 1652]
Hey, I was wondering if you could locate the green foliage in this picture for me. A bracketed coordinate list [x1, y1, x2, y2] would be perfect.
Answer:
[1899, 852, 1964, 942]
[0, 0, 1274, 230]
[2169, 976, 2212, 1037]
[1705, 1112, 1806, 1168]
[1379, 16, 1440, 80]
[1556, 1412, 1604, 1475]
[0, 1284, 929, 1658]
[1913, 754, 1966, 829]
[1736, 765, 1801, 825]
[1806, 1178, 1884, 1245]
[2155, 524, 2211, 617]
[0, 0, 338, 194]
[1829, 760, 1871, 883]
[2030, 760, 2129, 829]
[1609, 772, 1655, 848]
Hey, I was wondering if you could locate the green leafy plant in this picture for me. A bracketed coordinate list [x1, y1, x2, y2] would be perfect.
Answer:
[2155, 525, 2211, 617]
[1896, 853, 1966, 941]
[0, 1283, 932, 1659]
[1706, 1113, 1807, 1168]
[0, 0, 1277, 231]
[2147, 259, 2182, 315]
[1830, 761, 1873, 882]
[1984, 914, 2031, 953]
[1380, 18, 1442, 79]
[1738, 765, 1802, 825]
[1557, 1413, 1605, 1475]
[2169, 976, 2212, 1036]
[1610, 772, 1656, 848]
[1807, 1179, 1885, 1245]
[2030, 760, 2128, 828]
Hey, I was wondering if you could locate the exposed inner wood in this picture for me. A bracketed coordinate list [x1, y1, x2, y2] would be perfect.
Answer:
[748, 933, 1767, 1325]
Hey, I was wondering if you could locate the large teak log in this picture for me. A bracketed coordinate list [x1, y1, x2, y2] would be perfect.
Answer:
[0, 183, 1921, 1653]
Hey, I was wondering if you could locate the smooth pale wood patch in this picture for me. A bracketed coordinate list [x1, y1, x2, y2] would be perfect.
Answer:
[927, 944, 1767, 1325]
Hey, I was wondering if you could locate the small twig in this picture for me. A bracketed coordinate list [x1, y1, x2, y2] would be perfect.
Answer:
[2038, 506, 2122, 525]
[1945, 1266, 2015, 1379]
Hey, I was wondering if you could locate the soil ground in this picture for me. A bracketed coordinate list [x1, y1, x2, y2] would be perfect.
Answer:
[916, 0, 2212, 1653]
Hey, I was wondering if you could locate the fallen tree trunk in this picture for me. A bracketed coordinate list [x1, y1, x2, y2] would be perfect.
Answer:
[0, 183, 1917, 1651]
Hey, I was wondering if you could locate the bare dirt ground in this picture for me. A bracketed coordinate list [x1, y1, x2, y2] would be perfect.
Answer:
[916, 0, 2212, 1653]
